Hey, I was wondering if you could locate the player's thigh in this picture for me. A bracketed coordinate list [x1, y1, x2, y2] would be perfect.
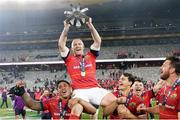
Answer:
[72, 89, 89, 102]
[100, 92, 117, 107]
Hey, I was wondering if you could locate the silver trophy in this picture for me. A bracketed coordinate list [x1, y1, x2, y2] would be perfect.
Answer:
[64, 4, 89, 28]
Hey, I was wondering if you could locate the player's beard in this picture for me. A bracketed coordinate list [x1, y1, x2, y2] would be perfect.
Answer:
[160, 72, 169, 80]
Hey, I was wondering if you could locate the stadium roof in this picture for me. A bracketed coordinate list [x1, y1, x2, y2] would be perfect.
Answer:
[0, 0, 180, 47]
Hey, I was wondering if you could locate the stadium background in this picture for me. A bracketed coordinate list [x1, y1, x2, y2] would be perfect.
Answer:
[0, 0, 180, 119]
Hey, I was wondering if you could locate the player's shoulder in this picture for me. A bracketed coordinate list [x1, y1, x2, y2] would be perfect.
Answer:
[64, 53, 76, 61]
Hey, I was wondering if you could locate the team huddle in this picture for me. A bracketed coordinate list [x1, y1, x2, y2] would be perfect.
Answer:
[9, 18, 180, 119]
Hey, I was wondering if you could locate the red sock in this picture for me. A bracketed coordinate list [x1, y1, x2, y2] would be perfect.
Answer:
[69, 114, 80, 120]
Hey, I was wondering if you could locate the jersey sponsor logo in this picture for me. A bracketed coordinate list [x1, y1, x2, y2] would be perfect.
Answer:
[165, 104, 175, 110]
[85, 64, 92, 68]
[53, 112, 70, 117]
[54, 112, 60, 116]
[66, 113, 71, 116]
[129, 102, 136, 107]
[73, 65, 80, 69]
[73, 64, 92, 69]
[171, 93, 177, 99]
[159, 103, 175, 110]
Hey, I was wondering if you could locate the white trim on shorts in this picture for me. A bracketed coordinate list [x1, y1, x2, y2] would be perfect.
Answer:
[72, 87, 111, 106]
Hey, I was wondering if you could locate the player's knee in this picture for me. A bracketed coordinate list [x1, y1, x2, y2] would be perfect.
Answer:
[101, 93, 117, 107]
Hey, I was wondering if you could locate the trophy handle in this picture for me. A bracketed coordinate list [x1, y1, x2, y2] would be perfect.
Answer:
[66, 15, 74, 25]
[80, 14, 89, 22]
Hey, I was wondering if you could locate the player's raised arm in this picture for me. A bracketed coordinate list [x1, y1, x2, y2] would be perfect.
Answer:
[9, 80, 43, 111]
[58, 20, 71, 53]
[86, 18, 101, 50]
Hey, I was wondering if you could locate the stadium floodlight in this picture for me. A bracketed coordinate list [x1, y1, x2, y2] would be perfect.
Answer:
[16, 0, 49, 3]
[64, 4, 89, 28]
[0, 0, 9, 4]
[0, 0, 49, 4]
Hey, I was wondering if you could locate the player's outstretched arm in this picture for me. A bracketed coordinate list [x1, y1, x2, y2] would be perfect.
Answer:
[137, 104, 159, 114]
[103, 100, 119, 116]
[9, 80, 43, 111]
[21, 92, 43, 111]
[117, 104, 138, 119]
[86, 18, 101, 50]
[58, 20, 71, 53]
[103, 96, 126, 116]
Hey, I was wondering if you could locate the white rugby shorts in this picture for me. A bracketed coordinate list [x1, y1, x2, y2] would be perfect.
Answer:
[72, 87, 111, 105]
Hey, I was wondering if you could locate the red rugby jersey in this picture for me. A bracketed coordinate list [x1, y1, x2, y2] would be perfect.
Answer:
[41, 96, 71, 119]
[127, 93, 144, 116]
[64, 51, 99, 89]
[110, 92, 144, 119]
[156, 84, 180, 119]
[142, 90, 154, 107]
